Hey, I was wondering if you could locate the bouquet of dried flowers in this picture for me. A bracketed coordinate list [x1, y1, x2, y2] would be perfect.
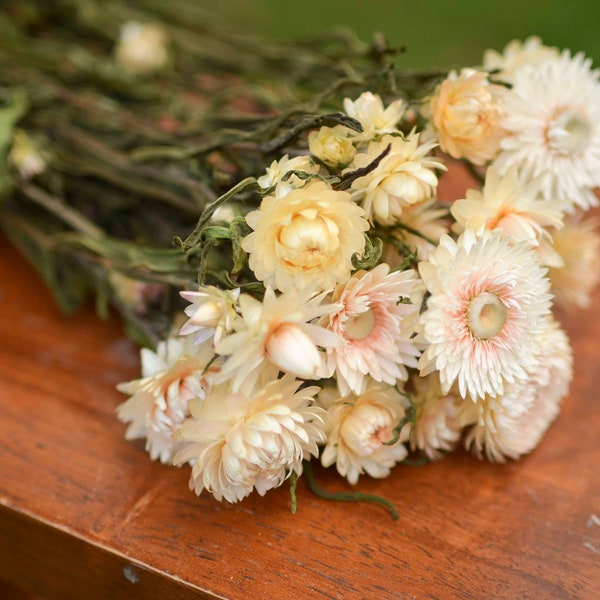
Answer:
[2, 2, 599, 517]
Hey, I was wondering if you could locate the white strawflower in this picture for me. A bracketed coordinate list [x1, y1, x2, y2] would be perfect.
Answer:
[343, 91, 405, 141]
[179, 286, 240, 346]
[548, 214, 600, 310]
[116, 336, 217, 464]
[483, 37, 560, 81]
[462, 318, 572, 461]
[493, 49, 600, 210]
[319, 382, 410, 484]
[242, 180, 368, 292]
[115, 22, 169, 74]
[214, 285, 341, 391]
[256, 154, 319, 190]
[308, 125, 357, 168]
[173, 373, 326, 503]
[428, 68, 507, 165]
[348, 132, 445, 225]
[410, 373, 462, 460]
[451, 166, 566, 265]
[418, 230, 552, 401]
[323, 263, 421, 395]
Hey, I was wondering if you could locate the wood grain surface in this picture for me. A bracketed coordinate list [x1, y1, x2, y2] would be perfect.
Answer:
[1, 169, 599, 599]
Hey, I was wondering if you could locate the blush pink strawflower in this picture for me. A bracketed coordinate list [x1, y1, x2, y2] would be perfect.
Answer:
[322, 263, 422, 395]
[117, 336, 218, 464]
[319, 382, 410, 484]
[418, 230, 552, 401]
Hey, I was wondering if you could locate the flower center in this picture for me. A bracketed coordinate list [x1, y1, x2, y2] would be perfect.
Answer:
[467, 292, 507, 340]
[345, 309, 376, 341]
[547, 107, 592, 154]
[278, 213, 339, 264]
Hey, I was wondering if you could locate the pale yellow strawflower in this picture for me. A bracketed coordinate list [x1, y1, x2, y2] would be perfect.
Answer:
[429, 68, 507, 165]
[256, 154, 319, 190]
[243, 180, 369, 292]
[343, 91, 405, 141]
[348, 132, 444, 225]
[308, 125, 356, 168]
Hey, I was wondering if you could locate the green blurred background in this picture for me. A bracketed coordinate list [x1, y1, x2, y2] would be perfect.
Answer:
[224, 0, 600, 68]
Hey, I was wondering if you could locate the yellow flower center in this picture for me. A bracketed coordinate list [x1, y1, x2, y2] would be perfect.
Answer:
[345, 309, 376, 341]
[278, 211, 339, 267]
[467, 292, 507, 340]
[548, 107, 592, 154]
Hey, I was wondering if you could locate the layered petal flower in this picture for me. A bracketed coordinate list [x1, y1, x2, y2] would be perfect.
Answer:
[173, 373, 326, 503]
[428, 68, 507, 165]
[243, 180, 369, 292]
[348, 132, 445, 225]
[319, 382, 410, 484]
[493, 49, 600, 210]
[323, 263, 422, 395]
[418, 230, 552, 401]
[117, 336, 218, 464]
[461, 318, 572, 461]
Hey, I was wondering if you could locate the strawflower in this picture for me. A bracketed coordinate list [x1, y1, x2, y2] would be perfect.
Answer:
[243, 180, 368, 292]
[319, 382, 410, 484]
[173, 373, 326, 503]
[418, 230, 552, 401]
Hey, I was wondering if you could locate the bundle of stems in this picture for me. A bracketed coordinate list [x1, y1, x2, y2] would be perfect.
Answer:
[0, 0, 444, 346]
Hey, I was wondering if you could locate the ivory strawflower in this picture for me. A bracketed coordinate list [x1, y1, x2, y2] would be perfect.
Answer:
[322, 263, 422, 395]
[115, 22, 169, 74]
[462, 318, 572, 461]
[429, 68, 507, 165]
[117, 336, 218, 464]
[319, 382, 410, 484]
[343, 91, 405, 141]
[348, 132, 444, 225]
[214, 285, 341, 391]
[418, 230, 552, 401]
[256, 154, 319, 190]
[179, 286, 240, 346]
[548, 214, 600, 309]
[483, 36, 560, 81]
[173, 373, 326, 503]
[493, 49, 600, 210]
[409, 373, 462, 460]
[309, 125, 357, 168]
[451, 166, 566, 265]
[242, 180, 368, 292]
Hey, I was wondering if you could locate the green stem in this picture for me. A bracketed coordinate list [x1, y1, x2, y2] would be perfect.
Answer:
[302, 461, 399, 521]
[180, 177, 258, 251]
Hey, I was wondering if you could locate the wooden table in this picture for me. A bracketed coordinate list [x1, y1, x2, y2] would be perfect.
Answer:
[1, 192, 599, 599]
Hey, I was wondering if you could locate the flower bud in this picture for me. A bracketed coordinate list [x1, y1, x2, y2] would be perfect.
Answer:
[266, 322, 323, 380]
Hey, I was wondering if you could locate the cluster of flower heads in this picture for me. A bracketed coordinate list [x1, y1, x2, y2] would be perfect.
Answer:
[117, 38, 600, 505]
